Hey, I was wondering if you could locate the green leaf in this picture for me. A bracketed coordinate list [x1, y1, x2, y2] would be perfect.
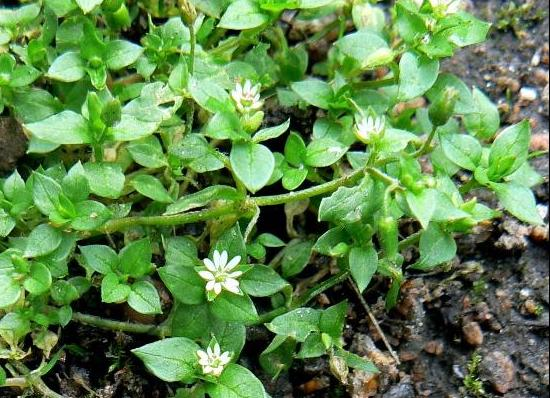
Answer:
[266, 308, 321, 342]
[281, 240, 313, 278]
[441, 134, 482, 171]
[131, 175, 173, 204]
[395, 2, 427, 44]
[253, 119, 290, 143]
[0, 275, 21, 309]
[24, 224, 62, 258]
[164, 237, 198, 268]
[211, 292, 258, 324]
[132, 337, 201, 382]
[300, 0, 334, 8]
[75, 0, 103, 13]
[101, 272, 131, 303]
[62, 162, 90, 203]
[118, 239, 152, 278]
[23, 262, 52, 295]
[70, 200, 112, 231]
[218, 0, 270, 30]
[335, 348, 378, 373]
[47, 52, 85, 82]
[463, 88, 500, 140]
[9, 65, 41, 88]
[412, 223, 457, 270]
[0, 210, 15, 238]
[165, 186, 240, 215]
[320, 301, 347, 339]
[349, 246, 378, 293]
[304, 138, 347, 168]
[207, 364, 266, 398]
[487, 121, 530, 181]
[282, 167, 308, 191]
[260, 335, 296, 376]
[296, 333, 326, 359]
[128, 281, 162, 315]
[32, 172, 62, 216]
[189, 77, 232, 114]
[291, 79, 333, 110]
[127, 136, 167, 168]
[257, 233, 285, 248]
[230, 142, 275, 193]
[212, 223, 247, 260]
[105, 40, 144, 70]
[398, 51, 439, 101]
[25, 111, 90, 145]
[158, 265, 205, 305]
[405, 189, 437, 229]
[284, 132, 307, 166]
[79, 245, 118, 274]
[83, 162, 125, 199]
[491, 182, 544, 225]
[241, 265, 289, 297]
[333, 31, 390, 72]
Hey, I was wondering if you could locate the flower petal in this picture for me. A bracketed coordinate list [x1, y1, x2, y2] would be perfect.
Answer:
[225, 255, 241, 271]
[219, 250, 228, 268]
[199, 271, 215, 281]
[223, 278, 241, 294]
[203, 258, 217, 272]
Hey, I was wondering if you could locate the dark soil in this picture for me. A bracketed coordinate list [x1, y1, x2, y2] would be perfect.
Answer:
[0, 117, 27, 174]
[1, 1, 548, 397]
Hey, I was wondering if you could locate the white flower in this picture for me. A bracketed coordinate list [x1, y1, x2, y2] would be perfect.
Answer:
[430, 0, 461, 15]
[197, 342, 231, 377]
[355, 115, 385, 143]
[198, 250, 242, 298]
[231, 80, 263, 114]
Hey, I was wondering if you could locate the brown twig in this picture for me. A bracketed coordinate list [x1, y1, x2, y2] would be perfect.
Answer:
[348, 278, 401, 365]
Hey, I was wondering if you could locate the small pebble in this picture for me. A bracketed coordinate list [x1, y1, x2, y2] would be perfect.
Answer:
[480, 351, 516, 394]
[462, 322, 484, 347]
[520, 87, 538, 102]
[424, 340, 444, 356]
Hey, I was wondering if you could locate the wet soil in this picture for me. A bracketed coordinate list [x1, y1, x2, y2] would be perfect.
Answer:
[1, 0, 548, 397]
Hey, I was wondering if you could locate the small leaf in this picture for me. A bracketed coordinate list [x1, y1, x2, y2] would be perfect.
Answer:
[128, 281, 162, 315]
[441, 134, 482, 171]
[491, 182, 544, 225]
[219, 0, 270, 30]
[487, 121, 530, 181]
[101, 272, 131, 303]
[118, 239, 152, 278]
[83, 162, 125, 199]
[211, 292, 258, 324]
[281, 240, 313, 278]
[131, 175, 173, 204]
[105, 40, 144, 70]
[398, 51, 439, 101]
[253, 119, 290, 143]
[24, 224, 62, 258]
[132, 337, 201, 382]
[165, 186, 240, 215]
[230, 142, 275, 193]
[23, 262, 52, 295]
[304, 139, 347, 168]
[406, 189, 438, 229]
[412, 224, 457, 270]
[47, 52, 85, 82]
[207, 364, 266, 398]
[0, 275, 21, 309]
[241, 265, 289, 297]
[158, 265, 205, 305]
[349, 246, 378, 293]
[25, 111, 90, 145]
[79, 245, 118, 274]
[291, 79, 333, 109]
[266, 308, 321, 342]
[127, 136, 167, 168]
[464, 87, 500, 139]
[75, 0, 103, 13]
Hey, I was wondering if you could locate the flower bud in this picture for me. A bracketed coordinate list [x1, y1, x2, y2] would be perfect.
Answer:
[178, 0, 197, 25]
[242, 111, 265, 133]
[352, 1, 386, 33]
[329, 354, 349, 384]
[429, 87, 459, 127]
[364, 47, 395, 69]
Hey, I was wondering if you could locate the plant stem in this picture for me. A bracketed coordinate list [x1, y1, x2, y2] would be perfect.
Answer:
[72, 312, 170, 337]
[101, 168, 366, 232]
[256, 271, 350, 324]
[413, 127, 437, 157]
[254, 168, 365, 207]
[101, 202, 245, 234]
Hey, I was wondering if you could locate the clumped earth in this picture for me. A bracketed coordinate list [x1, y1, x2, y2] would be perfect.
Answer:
[1, 1, 548, 397]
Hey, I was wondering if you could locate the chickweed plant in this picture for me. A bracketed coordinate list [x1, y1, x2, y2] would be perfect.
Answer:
[0, 0, 544, 396]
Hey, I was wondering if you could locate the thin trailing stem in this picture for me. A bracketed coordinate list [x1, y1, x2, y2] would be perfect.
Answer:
[72, 312, 170, 337]
[348, 279, 401, 365]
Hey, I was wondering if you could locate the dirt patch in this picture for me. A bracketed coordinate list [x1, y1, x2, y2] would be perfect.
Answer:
[0, 117, 27, 174]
